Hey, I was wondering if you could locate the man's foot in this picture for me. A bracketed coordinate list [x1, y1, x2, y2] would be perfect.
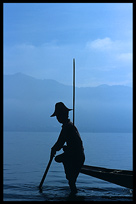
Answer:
[70, 188, 77, 195]
[69, 182, 78, 195]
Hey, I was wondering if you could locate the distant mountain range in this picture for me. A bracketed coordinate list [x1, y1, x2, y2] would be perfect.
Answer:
[3, 73, 132, 132]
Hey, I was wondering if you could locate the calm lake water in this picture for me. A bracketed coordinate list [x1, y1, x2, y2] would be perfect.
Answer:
[3, 132, 133, 201]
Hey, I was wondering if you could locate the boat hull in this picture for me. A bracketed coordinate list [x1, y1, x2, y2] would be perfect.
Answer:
[80, 165, 133, 189]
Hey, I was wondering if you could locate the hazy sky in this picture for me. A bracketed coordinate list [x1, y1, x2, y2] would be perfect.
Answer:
[4, 3, 132, 87]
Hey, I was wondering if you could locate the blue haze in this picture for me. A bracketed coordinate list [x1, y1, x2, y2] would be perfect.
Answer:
[3, 73, 132, 133]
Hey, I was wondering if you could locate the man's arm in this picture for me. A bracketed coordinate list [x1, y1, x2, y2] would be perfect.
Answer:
[51, 129, 66, 157]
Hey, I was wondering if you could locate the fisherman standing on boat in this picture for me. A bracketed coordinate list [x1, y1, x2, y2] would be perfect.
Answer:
[50, 102, 85, 195]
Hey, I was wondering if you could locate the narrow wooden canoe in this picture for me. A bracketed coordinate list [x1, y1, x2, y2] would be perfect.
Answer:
[80, 165, 133, 189]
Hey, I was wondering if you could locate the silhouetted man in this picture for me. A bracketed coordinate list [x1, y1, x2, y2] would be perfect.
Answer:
[50, 102, 85, 194]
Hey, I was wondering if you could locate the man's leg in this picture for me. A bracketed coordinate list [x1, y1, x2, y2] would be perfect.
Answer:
[54, 153, 64, 163]
[68, 179, 77, 194]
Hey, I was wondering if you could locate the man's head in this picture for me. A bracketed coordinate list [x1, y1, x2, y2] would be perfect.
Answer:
[50, 102, 72, 123]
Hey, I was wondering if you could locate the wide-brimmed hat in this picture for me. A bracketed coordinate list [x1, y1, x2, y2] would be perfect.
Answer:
[50, 102, 72, 117]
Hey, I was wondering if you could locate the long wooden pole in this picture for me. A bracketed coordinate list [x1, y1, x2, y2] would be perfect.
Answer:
[39, 155, 53, 189]
[73, 58, 75, 126]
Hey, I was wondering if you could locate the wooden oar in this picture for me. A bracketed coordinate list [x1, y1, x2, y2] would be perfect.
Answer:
[39, 155, 54, 189]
